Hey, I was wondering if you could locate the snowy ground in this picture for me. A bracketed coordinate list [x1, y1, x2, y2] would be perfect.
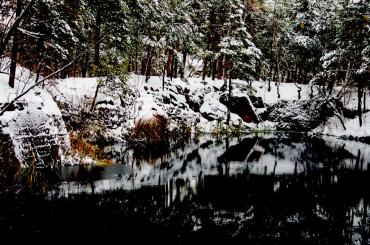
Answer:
[1, 60, 370, 165]
[49, 75, 317, 134]
[49, 75, 370, 137]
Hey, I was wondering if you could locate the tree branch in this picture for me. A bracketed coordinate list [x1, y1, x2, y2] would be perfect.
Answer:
[0, 54, 82, 116]
[0, 34, 107, 117]
[0, 0, 36, 56]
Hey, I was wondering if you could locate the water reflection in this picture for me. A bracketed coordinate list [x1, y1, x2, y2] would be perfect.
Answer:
[58, 133, 369, 196]
[53, 133, 370, 244]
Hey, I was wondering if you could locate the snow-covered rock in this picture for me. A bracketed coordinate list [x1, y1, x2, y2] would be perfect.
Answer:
[265, 96, 341, 131]
[314, 112, 370, 139]
[51, 75, 264, 136]
[0, 61, 69, 167]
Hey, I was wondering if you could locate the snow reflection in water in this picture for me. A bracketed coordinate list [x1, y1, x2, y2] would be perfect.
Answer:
[0, 133, 365, 244]
[59, 133, 369, 197]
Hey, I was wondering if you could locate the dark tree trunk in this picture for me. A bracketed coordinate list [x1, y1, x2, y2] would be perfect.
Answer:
[293, 64, 298, 83]
[358, 75, 363, 127]
[166, 51, 173, 78]
[134, 41, 139, 74]
[145, 53, 152, 83]
[81, 50, 88, 77]
[255, 61, 261, 81]
[35, 36, 45, 87]
[364, 91, 367, 113]
[281, 70, 286, 84]
[298, 66, 303, 83]
[212, 60, 217, 80]
[90, 83, 102, 112]
[268, 62, 273, 92]
[170, 52, 174, 81]
[226, 75, 232, 125]
[162, 64, 166, 91]
[217, 56, 224, 80]
[328, 76, 335, 95]
[8, 0, 22, 88]
[179, 51, 187, 79]
[286, 70, 291, 83]
[272, 67, 278, 84]
[94, 10, 102, 67]
[207, 60, 212, 77]
[173, 58, 178, 78]
[202, 58, 208, 81]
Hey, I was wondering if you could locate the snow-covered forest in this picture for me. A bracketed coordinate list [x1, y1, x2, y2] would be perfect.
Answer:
[0, 0, 369, 170]
[1, 1, 370, 243]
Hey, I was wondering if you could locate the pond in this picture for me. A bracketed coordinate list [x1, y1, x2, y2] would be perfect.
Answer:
[1, 133, 369, 244]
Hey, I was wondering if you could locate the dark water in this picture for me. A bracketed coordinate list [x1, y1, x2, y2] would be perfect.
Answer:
[0, 133, 369, 244]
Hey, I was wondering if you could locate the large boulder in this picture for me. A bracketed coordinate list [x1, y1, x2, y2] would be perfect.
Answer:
[219, 93, 262, 123]
[264, 96, 341, 131]
[0, 88, 69, 167]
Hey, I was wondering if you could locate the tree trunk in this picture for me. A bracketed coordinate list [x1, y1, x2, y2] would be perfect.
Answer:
[202, 58, 208, 81]
[83, 51, 89, 77]
[162, 63, 166, 91]
[364, 91, 367, 113]
[173, 58, 178, 78]
[91, 82, 102, 112]
[170, 52, 174, 81]
[358, 75, 363, 127]
[226, 75, 232, 125]
[217, 55, 224, 80]
[134, 41, 139, 74]
[145, 53, 152, 83]
[268, 62, 273, 92]
[327, 75, 335, 95]
[255, 61, 261, 81]
[8, 0, 22, 88]
[281, 70, 286, 84]
[35, 36, 45, 87]
[179, 51, 187, 79]
[94, 10, 102, 67]
[212, 60, 217, 80]
[207, 60, 212, 78]
[286, 70, 291, 83]
[166, 51, 173, 78]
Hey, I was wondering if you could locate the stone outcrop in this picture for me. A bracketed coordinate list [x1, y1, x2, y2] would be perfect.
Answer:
[219, 93, 263, 123]
[0, 100, 69, 167]
[264, 96, 341, 131]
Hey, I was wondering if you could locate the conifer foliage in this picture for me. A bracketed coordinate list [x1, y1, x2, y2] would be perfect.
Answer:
[0, 0, 368, 118]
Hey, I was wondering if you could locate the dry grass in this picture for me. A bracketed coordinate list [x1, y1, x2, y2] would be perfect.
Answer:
[128, 116, 195, 161]
[129, 115, 169, 149]
[70, 132, 99, 159]
[0, 139, 20, 191]
[69, 132, 112, 165]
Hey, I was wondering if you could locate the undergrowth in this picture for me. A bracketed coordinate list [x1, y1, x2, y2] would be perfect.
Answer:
[68, 132, 112, 166]
[128, 115, 192, 160]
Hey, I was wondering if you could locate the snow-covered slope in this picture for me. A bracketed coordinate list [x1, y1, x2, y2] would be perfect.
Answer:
[0, 60, 69, 166]
[49, 75, 266, 135]
[48, 74, 370, 137]
[314, 112, 370, 138]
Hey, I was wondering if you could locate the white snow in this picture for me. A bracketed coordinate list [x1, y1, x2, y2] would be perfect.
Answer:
[314, 112, 370, 138]
[0, 59, 69, 165]
[2, 57, 369, 167]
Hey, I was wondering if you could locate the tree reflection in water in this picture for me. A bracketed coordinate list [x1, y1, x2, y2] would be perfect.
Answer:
[1, 133, 369, 244]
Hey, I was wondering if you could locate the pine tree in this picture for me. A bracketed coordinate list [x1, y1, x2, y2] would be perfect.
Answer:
[218, 0, 261, 124]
